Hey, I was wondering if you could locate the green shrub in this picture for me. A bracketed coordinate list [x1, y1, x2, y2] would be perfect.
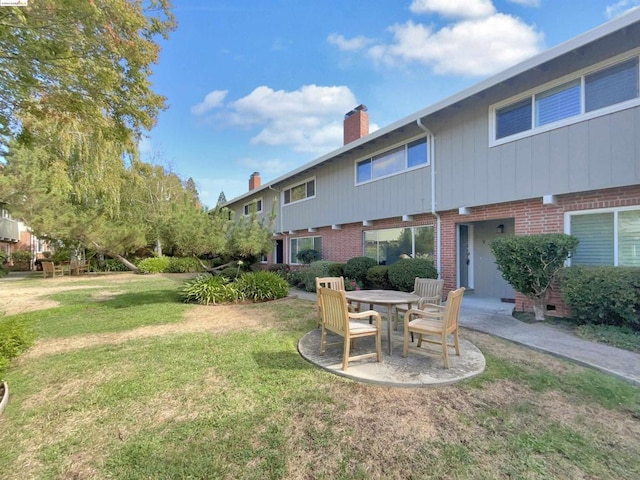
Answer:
[286, 268, 306, 288]
[492, 234, 579, 320]
[219, 266, 242, 280]
[388, 258, 438, 292]
[0, 318, 35, 375]
[267, 264, 290, 278]
[327, 262, 345, 277]
[303, 261, 336, 292]
[11, 250, 32, 263]
[366, 265, 391, 289]
[344, 257, 378, 285]
[296, 249, 321, 264]
[558, 266, 640, 330]
[96, 259, 129, 272]
[235, 271, 290, 302]
[166, 257, 203, 273]
[137, 256, 171, 274]
[180, 274, 240, 305]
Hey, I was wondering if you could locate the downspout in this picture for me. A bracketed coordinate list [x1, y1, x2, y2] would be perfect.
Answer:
[268, 185, 285, 263]
[416, 118, 441, 275]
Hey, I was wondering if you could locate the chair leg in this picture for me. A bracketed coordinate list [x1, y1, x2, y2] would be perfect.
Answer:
[417, 334, 423, 348]
[375, 331, 382, 363]
[342, 337, 350, 371]
[403, 324, 410, 357]
[320, 329, 327, 355]
[454, 329, 460, 356]
[442, 336, 449, 368]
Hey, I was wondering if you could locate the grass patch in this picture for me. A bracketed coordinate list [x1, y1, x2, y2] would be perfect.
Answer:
[0, 275, 638, 479]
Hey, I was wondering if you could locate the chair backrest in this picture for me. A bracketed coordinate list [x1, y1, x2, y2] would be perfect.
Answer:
[442, 287, 465, 333]
[318, 287, 350, 336]
[42, 261, 54, 274]
[414, 278, 444, 304]
[315, 276, 345, 309]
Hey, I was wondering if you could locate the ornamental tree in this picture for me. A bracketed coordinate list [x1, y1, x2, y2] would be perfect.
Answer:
[490, 233, 579, 321]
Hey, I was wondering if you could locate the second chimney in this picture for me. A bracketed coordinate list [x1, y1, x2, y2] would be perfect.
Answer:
[343, 104, 369, 145]
[249, 171, 261, 191]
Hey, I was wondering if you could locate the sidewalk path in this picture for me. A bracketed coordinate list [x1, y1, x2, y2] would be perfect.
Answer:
[294, 289, 640, 386]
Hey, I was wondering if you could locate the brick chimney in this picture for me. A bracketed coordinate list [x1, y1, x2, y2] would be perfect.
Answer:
[343, 104, 369, 145]
[249, 171, 261, 191]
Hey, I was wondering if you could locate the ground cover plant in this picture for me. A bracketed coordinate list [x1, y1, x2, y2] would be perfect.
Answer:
[0, 274, 638, 479]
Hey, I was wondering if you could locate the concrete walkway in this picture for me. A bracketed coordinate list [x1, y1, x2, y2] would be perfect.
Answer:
[294, 289, 640, 386]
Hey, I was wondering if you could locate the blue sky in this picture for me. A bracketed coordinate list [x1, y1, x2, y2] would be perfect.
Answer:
[143, 0, 640, 208]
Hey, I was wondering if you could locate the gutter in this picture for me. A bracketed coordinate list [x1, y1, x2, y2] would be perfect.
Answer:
[416, 118, 441, 275]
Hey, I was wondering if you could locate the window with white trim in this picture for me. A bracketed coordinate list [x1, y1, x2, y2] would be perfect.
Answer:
[289, 236, 321, 264]
[283, 178, 315, 205]
[243, 198, 263, 216]
[356, 137, 428, 184]
[567, 207, 640, 266]
[363, 226, 434, 265]
[492, 54, 640, 144]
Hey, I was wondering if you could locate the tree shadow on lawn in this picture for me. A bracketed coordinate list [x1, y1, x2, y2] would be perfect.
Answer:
[252, 350, 316, 371]
[102, 290, 184, 309]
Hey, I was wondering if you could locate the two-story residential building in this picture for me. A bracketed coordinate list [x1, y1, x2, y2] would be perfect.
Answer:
[225, 10, 640, 315]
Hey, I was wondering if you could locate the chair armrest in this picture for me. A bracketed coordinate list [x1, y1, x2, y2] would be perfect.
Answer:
[350, 310, 381, 327]
[405, 306, 445, 321]
[417, 296, 441, 308]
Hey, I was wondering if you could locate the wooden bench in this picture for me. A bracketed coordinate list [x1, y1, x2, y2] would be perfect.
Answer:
[42, 261, 64, 278]
[69, 259, 89, 275]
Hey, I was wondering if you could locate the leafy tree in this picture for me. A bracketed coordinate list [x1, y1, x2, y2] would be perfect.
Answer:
[216, 191, 227, 207]
[491, 233, 579, 321]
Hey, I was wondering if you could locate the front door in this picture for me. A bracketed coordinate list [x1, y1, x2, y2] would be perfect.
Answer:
[458, 225, 472, 289]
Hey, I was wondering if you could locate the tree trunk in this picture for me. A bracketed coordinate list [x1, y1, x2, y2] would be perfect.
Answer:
[113, 253, 139, 272]
[155, 238, 162, 257]
[532, 296, 546, 321]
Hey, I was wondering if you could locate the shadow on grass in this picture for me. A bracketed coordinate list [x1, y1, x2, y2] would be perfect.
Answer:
[101, 289, 185, 309]
[252, 350, 314, 370]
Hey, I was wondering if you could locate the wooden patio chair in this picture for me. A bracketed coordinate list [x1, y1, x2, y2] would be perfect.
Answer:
[402, 287, 465, 368]
[318, 287, 382, 371]
[315, 276, 359, 326]
[394, 278, 444, 330]
[69, 259, 89, 275]
[42, 261, 64, 278]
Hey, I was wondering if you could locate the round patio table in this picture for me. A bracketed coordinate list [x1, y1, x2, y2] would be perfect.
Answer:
[344, 289, 420, 355]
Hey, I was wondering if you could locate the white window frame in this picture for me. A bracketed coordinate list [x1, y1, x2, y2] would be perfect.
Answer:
[564, 205, 640, 266]
[490, 48, 640, 147]
[283, 177, 316, 206]
[242, 197, 263, 216]
[289, 236, 321, 265]
[355, 134, 429, 186]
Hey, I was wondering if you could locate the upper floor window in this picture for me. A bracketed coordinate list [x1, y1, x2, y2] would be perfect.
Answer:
[243, 198, 263, 216]
[356, 137, 428, 184]
[284, 178, 315, 205]
[492, 54, 640, 144]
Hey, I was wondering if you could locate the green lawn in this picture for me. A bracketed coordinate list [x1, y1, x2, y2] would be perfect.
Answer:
[0, 274, 639, 479]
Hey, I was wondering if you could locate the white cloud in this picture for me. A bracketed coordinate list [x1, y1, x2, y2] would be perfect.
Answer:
[221, 84, 358, 153]
[190, 90, 228, 115]
[606, 0, 640, 18]
[236, 157, 293, 176]
[410, 0, 495, 19]
[327, 33, 374, 51]
[367, 14, 543, 77]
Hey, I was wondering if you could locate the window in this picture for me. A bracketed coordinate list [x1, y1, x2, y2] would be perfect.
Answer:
[356, 137, 428, 184]
[290, 236, 321, 264]
[243, 198, 263, 216]
[284, 178, 315, 205]
[567, 207, 640, 266]
[492, 54, 640, 143]
[363, 226, 434, 265]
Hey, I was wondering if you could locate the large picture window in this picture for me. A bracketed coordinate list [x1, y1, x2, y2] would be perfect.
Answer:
[289, 236, 322, 264]
[493, 54, 640, 143]
[363, 226, 434, 265]
[356, 137, 428, 184]
[567, 207, 640, 266]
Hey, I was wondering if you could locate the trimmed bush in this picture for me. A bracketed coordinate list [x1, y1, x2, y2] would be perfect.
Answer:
[366, 265, 391, 289]
[296, 248, 321, 264]
[268, 264, 290, 278]
[11, 250, 32, 263]
[558, 266, 640, 331]
[137, 256, 171, 274]
[303, 261, 336, 292]
[180, 274, 239, 305]
[388, 258, 438, 292]
[235, 271, 290, 302]
[92, 259, 129, 272]
[166, 257, 203, 273]
[327, 262, 345, 277]
[0, 318, 34, 375]
[492, 233, 579, 320]
[344, 257, 378, 285]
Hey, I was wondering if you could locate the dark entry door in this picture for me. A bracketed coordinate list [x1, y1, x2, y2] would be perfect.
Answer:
[276, 240, 284, 264]
[459, 225, 470, 289]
